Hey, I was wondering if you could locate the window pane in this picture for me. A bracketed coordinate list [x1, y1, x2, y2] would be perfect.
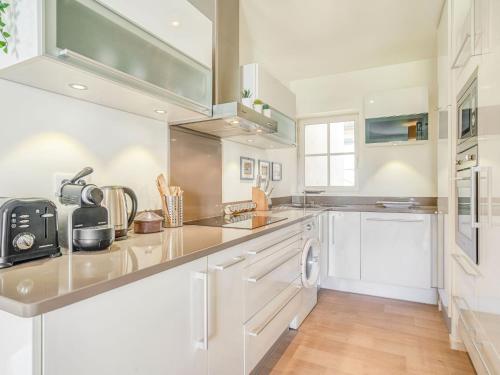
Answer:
[330, 154, 355, 186]
[330, 121, 355, 153]
[304, 124, 328, 154]
[305, 155, 328, 186]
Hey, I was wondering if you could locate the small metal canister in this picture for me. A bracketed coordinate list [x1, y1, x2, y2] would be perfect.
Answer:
[163, 196, 183, 228]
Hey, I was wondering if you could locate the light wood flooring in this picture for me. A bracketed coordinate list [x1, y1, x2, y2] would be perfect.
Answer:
[265, 290, 475, 374]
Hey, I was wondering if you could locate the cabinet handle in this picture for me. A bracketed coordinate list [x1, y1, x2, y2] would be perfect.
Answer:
[452, 254, 480, 276]
[247, 249, 301, 283]
[214, 256, 245, 271]
[247, 232, 301, 255]
[471, 166, 480, 229]
[365, 218, 424, 223]
[193, 272, 208, 351]
[451, 33, 471, 69]
[247, 285, 302, 337]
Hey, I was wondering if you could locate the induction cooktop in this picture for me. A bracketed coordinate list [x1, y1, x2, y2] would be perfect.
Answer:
[185, 212, 287, 230]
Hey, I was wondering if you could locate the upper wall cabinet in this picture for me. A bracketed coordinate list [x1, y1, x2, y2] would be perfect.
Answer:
[363, 87, 429, 144]
[438, 1, 450, 110]
[241, 63, 296, 119]
[0, 0, 213, 122]
[451, 0, 491, 70]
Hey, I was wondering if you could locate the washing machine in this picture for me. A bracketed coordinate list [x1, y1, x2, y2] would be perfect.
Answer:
[290, 216, 321, 329]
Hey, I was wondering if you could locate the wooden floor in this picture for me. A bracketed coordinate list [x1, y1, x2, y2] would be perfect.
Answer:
[266, 290, 475, 375]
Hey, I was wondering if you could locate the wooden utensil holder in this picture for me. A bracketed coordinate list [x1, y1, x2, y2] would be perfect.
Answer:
[252, 187, 270, 211]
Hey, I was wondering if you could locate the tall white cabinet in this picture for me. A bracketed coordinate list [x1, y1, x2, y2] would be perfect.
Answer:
[42, 257, 209, 375]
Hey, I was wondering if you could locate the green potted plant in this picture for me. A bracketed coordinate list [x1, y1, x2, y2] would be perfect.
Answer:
[241, 89, 253, 108]
[0, 1, 11, 54]
[253, 99, 264, 113]
[263, 103, 271, 118]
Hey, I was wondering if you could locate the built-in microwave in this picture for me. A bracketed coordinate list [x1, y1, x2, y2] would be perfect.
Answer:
[457, 75, 478, 144]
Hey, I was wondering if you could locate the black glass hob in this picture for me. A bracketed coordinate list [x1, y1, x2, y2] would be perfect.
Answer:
[185, 212, 287, 230]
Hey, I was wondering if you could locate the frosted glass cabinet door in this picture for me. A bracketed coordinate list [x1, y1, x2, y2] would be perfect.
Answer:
[44, 0, 212, 115]
[42, 257, 209, 375]
[270, 109, 297, 145]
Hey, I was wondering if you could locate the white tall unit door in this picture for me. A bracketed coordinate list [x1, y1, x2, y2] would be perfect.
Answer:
[329, 212, 361, 280]
[207, 246, 246, 375]
[361, 213, 432, 289]
[42, 257, 209, 375]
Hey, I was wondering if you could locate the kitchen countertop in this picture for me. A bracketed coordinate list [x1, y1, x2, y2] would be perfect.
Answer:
[275, 204, 437, 215]
[327, 204, 437, 214]
[0, 209, 322, 318]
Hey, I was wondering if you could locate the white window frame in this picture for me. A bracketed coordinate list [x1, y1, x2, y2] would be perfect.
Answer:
[298, 112, 359, 193]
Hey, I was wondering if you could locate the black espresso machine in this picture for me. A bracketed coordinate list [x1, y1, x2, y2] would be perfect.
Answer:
[0, 198, 61, 268]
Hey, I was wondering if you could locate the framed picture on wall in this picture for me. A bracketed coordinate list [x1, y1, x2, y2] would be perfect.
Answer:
[240, 157, 255, 180]
[258, 160, 271, 181]
[272, 162, 282, 181]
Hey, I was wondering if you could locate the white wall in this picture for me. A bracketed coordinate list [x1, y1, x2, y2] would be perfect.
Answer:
[0, 79, 167, 210]
[222, 140, 296, 203]
[290, 59, 438, 197]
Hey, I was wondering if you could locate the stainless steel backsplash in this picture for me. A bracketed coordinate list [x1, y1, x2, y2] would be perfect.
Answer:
[170, 128, 223, 221]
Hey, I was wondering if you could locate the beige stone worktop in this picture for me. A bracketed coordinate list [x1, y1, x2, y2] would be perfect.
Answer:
[0, 209, 322, 318]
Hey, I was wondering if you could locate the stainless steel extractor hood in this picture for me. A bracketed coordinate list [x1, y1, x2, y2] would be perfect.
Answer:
[171, 0, 277, 137]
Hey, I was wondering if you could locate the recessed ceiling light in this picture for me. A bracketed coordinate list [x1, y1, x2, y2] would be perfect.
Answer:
[69, 83, 88, 91]
[154, 109, 167, 114]
[171, 21, 180, 27]
[369, 99, 375, 104]
[256, 129, 263, 133]
[247, 139, 254, 143]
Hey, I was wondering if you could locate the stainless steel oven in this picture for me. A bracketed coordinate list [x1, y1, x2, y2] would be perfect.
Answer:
[456, 143, 479, 264]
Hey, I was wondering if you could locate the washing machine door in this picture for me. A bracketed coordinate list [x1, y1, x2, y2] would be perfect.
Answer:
[302, 238, 320, 288]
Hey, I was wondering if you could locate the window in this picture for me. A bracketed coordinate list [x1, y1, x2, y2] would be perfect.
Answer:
[303, 115, 357, 188]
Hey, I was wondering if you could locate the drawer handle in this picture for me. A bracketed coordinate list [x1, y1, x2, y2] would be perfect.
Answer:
[247, 232, 302, 255]
[247, 249, 301, 283]
[452, 254, 480, 276]
[214, 256, 245, 271]
[365, 218, 424, 223]
[247, 285, 302, 337]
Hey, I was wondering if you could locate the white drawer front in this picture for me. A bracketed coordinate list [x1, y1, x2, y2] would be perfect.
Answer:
[245, 231, 302, 267]
[244, 281, 302, 374]
[244, 241, 301, 321]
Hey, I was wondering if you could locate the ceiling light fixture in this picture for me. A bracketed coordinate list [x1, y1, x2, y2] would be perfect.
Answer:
[69, 83, 88, 91]
[369, 99, 375, 104]
[256, 129, 263, 133]
[171, 21, 180, 27]
[247, 139, 254, 143]
[154, 109, 167, 114]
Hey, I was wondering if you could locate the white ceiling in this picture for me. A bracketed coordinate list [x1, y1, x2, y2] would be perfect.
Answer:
[240, 0, 444, 84]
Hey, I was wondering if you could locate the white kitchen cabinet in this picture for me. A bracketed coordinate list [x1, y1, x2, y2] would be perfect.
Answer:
[329, 212, 361, 280]
[42, 257, 209, 375]
[0, 311, 41, 375]
[437, 1, 450, 110]
[361, 212, 432, 289]
[207, 246, 246, 375]
[0, 0, 212, 122]
[241, 63, 296, 118]
[97, 0, 212, 68]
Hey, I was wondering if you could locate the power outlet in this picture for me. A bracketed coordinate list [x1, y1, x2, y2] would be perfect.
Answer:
[53, 172, 92, 196]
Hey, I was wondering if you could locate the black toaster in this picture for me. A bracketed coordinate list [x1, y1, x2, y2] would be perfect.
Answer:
[0, 198, 61, 268]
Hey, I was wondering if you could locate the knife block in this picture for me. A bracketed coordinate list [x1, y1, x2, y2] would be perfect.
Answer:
[252, 187, 270, 211]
